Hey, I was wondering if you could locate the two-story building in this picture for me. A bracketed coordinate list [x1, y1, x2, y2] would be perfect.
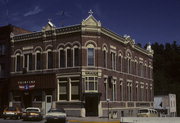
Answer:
[9, 12, 154, 117]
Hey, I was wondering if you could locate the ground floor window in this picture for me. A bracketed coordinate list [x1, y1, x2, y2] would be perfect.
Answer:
[58, 77, 80, 101]
[33, 91, 42, 101]
[85, 77, 98, 92]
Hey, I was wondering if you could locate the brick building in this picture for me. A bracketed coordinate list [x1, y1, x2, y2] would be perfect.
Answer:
[0, 25, 30, 109]
[9, 12, 154, 117]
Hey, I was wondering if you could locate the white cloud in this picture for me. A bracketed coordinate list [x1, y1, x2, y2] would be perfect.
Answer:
[24, 6, 42, 17]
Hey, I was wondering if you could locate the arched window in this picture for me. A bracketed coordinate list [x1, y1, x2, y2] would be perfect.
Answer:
[103, 46, 107, 68]
[87, 44, 95, 66]
[23, 53, 33, 71]
[126, 52, 132, 74]
[35, 50, 42, 70]
[73, 46, 79, 66]
[59, 48, 65, 68]
[15, 53, 21, 72]
[66, 47, 72, 67]
[47, 49, 53, 69]
[119, 53, 123, 72]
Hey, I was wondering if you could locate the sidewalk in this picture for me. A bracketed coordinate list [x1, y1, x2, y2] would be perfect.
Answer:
[67, 117, 120, 123]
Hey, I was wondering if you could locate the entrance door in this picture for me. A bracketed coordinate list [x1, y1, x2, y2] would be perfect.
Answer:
[85, 96, 98, 116]
[45, 95, 52, 114]
[23, 91, 32, 108]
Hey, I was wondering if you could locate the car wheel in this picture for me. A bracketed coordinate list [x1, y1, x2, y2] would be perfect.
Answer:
[3, 117, 6, 120]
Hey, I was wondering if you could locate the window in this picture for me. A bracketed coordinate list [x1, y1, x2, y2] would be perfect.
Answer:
[33, 91, 42, 101]
[104, 78, 108, 100]
[48, 51, 53, 69]
[60, 49, 65, 68]
[59, 78, 68, 100]
[88, 48, 94, 66]
[67, 48, 72, 67]
[16, 55, 21, 72]
[112, 80, 116, 101]
[120, 81, 123, 101]
[111, 52, 116, 70]
[134, 61, 138, 75]
[139, 63, 143, 76]
[0, 63, 5, 77]
[36, 52, 42, 70]
[85, 77, 98, 92]
[71, 78, 80, 100]
[24, 53, 33, 71]
[103, 49, 107, 68]
[74, 48, 79, 66]
[0, 44, 6, 55]
[58, 77, 80, 101]
[119, 55, 122, 71]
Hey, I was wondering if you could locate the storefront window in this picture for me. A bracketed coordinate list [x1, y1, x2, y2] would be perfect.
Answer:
[33, 91, 42, 101]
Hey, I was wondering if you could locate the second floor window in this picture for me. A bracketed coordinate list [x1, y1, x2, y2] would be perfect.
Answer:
[88, 48, 94, 66]
[16, 55, 21, 72]
[48, 51, 53, 69]
[24, 53, 32, 71]
[111, 52, 116, 70]
[74, 48, 79, 66]
[0, 44, 6, 55]
[67, 49, 72, 67]
[60, 49, 65, 68]
[36, 52, 42, 70]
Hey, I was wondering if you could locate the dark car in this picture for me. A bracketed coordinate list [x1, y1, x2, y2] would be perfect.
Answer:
[45, 108, 67, 123]
[3, 106, 22, 119]
[22, 107, 43, 121]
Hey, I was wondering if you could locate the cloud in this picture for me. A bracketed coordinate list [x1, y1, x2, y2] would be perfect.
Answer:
[24, 6, 42, 17]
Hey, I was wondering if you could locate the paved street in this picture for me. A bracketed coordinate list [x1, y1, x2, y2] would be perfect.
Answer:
[0, 118, 120, 123]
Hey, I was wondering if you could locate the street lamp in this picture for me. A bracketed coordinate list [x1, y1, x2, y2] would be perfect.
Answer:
[106, 99, 110, 119]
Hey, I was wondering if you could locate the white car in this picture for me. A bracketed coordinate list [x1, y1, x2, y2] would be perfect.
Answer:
[22, 107, 43, 121]
[45, 108, 66, 123]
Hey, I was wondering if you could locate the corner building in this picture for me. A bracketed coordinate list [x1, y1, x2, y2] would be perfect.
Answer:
[9, 13, 154, 117]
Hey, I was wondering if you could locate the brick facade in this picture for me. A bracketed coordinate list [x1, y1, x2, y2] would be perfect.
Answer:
[9, 14, 153, 117]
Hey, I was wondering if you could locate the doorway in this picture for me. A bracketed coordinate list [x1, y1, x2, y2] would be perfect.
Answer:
[85, 95, 99, 116]
[23, 91, 32, 108]
[45, 95, 52, 114]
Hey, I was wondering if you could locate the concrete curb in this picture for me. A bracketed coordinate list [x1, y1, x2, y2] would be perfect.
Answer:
[68, 120, 120, 123]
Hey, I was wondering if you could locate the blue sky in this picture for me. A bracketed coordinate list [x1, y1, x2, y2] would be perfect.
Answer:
[0, 0, 180, 46]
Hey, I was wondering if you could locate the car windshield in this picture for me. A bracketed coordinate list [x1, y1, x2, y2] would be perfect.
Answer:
[48, 109, 65, 113]
[139, 109, 148, 113]
[26, 109, 39, 112]
[7, 107, 17, 111]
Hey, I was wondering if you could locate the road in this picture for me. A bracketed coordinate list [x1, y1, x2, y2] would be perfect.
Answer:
[0, 119, 71, 123]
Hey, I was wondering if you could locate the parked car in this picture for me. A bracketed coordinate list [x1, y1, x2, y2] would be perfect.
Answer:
[45, 108, 67, 123]
[137, 108, 158, 117]
[22, 107, 43, 121]
[3, 106, 22, 119]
